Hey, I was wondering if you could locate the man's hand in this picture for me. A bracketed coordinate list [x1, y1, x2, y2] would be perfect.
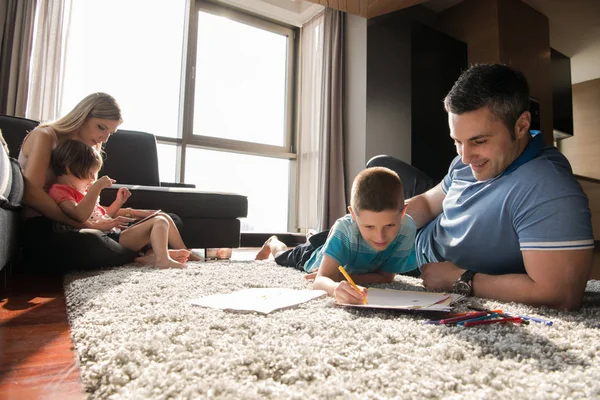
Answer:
[90, 175, 115, 191]
[116, 187, 131, 204]
[420, 262, 464, 292]
[333, 281, 367, 304]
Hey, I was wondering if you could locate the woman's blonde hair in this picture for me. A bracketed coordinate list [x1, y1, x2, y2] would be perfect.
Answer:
[40, 92, 122, 135]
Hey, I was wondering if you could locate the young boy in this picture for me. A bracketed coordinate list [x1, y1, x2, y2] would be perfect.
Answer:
[48, 139, 191, 269]
[256, 167, 417, 304]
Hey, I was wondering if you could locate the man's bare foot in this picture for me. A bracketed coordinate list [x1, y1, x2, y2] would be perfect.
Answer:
[255, 235, 276, 260]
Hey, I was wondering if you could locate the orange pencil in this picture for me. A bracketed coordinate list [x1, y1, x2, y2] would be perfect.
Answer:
[338, 266, 368, 304]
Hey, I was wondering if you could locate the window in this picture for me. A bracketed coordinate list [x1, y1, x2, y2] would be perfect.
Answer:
[185, 148, 290, 232]
[62, 0, 187, 138]
[194, 10, 288, 147]
[61, 0, 297, 233]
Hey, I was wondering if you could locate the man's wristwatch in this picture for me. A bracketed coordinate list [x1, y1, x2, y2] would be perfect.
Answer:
[453, 270, 477, 296]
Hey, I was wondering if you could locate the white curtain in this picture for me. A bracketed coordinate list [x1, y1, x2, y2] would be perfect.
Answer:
[297, 9, 346, 232]
[25, 0, 72, 122]
[297, 13, 324, 233]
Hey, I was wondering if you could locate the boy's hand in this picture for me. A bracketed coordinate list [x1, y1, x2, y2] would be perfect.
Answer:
[304, 268, 319, 280]
[333, 281, 368, 305]
[91, 175, 115, 191]
[116, 187, 131, 204]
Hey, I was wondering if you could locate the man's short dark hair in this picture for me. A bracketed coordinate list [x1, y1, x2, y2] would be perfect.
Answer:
[351, 167, 404, 213]
[444, 64, 530, 139]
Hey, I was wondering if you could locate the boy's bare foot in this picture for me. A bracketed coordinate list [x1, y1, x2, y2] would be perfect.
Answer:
[255, 236, 276, 260]
[255, 235, 288, 260]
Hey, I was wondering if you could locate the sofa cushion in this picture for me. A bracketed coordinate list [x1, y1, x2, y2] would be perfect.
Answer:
[0, 115, 40, 157]
[101, 129, 160, 186]
[100, 185, 248, 220]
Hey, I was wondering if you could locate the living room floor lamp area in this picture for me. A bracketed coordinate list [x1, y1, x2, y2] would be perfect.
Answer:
[61, 0, 297, 234]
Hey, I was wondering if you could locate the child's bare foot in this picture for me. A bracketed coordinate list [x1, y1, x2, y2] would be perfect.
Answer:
[155, 257, 186, 269]
[255, 236, 276, 260]
[170, 249, 191, 263]
[188, 250, 203, 262]
[135, 249, 190, 265]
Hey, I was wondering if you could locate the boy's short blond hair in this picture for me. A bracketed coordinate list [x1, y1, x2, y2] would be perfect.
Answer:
[351, 167, 404, 213]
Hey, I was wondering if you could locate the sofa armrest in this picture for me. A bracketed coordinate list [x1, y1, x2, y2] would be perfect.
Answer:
[160, 182, 196, 189]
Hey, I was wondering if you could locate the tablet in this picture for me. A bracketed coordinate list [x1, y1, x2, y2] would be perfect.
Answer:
[125, 209, 162, 229]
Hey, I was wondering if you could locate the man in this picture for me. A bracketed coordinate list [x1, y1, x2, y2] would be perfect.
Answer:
[405, 64, 594, 310]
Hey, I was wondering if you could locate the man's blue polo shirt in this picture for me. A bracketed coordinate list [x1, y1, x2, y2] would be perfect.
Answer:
[416, 133, 594, 275]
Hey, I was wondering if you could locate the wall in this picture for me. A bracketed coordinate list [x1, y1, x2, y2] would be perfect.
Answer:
[344, 13, 368, 201]
[559, 78, 600, 180]
[438, 0, 553, 146]
[365, 13, 412, 166]
[560, 78, 600, 242]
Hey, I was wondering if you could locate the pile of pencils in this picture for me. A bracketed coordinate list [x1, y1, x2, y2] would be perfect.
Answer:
[423, 306, 553, 327]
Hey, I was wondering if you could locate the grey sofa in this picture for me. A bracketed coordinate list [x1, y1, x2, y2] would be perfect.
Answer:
[0, 128, 24, 288]
[0, 114, 248, 261]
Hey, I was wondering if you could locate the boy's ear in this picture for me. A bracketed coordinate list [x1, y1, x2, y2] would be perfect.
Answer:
[348, 206, 357, 221]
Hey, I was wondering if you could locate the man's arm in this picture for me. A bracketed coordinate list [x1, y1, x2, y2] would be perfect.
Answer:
[420, 248, 593, 310]
[405, 183, 446, 229]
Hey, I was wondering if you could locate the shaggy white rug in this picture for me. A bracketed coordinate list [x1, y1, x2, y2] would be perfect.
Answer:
[64, 260, 600, 400]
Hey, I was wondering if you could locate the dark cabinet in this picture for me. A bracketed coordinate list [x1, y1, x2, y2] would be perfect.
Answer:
[411, 22, 467, 181]
[366, 12, 467, 182]
[551, 48, 574, 140]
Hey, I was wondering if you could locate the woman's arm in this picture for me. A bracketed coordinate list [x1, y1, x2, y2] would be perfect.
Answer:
[21, 128, 85, 227]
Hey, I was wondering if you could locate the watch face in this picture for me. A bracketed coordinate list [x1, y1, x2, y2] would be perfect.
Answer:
[454, 281, 472, 296]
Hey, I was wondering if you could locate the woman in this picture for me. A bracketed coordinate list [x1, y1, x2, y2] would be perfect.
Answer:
[19, 92, 194, 272]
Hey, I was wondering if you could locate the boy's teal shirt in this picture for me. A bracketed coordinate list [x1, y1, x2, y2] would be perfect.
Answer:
[303, 214, 417, 274]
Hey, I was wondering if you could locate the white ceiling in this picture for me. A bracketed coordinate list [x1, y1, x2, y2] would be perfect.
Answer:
[423, 0, 600, 84]
[214, 0, 324, 27]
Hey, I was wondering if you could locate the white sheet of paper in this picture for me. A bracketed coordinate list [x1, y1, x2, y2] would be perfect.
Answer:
[190, 288, 327, 314]
[337, 288, 463, 311]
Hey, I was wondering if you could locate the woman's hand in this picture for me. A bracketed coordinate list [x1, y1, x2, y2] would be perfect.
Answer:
[333, 281, 368, 304]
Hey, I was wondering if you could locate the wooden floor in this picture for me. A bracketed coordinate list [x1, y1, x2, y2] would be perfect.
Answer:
[1, 245, 599, 399]
[0, 273, 85, 400]
[0, 248, 260, 399]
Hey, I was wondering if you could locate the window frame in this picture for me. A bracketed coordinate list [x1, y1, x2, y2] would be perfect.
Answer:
[154, 0, 297, 180]
[153, 0, 299, 232]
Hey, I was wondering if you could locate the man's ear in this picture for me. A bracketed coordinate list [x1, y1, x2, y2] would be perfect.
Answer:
[515, 111, 531, 139]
